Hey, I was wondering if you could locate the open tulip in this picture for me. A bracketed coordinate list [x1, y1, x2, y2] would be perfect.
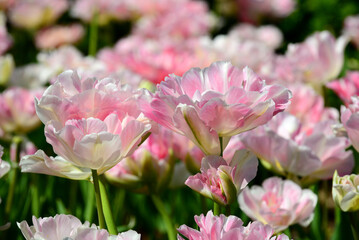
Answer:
[141, 61, 291, 155]
[341, 96, 359, 152]
[18, 214, 141, 240]
[178, 210, 290, 240]
[20, 71, 151, 179]
[185, 149, 258, 205]
[238, 177, 317, 232]
[241, 112, 354, 182]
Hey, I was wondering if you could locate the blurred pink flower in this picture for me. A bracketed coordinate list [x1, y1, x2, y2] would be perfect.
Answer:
[228, 24, 283, 49]
[0, 87, 43, 136]
[185, 150, 258, 205]
[241, 112, 354, 182]
[238, 177, 317, 232]
[35, 24, 85, 50]
[178, 210, 290, 240]
[110, 36, 216, 84]
[20, 71, 151, 178]
[133, 0, 214, 40]
[10, 139, 37, 163]
[343, 15, 359, 49]
[9, 0, 68, 29]
[205, 34, 275, 72]
[287, 83, 338, 132]
[18, 214, 141, 240]
[71, 0, 133, 24]
[327, 71, 359, 105]
[237, 0, 295, 23]
[285, 31, 348, 86]
[341, 97, 359, 152]
[141, 61, 291, 155]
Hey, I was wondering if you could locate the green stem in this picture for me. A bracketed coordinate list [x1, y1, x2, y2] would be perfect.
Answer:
[92, 170, 105, 229]
[219, 137, 223, 157]
[214, 202, 221, 215]
[84, 181, 95, 222]
[322, 180, 328, 239]
[5, 167, 17, 216]
[31, 174, 40, 217]
[99, 178, 117, 235]
[88, 11, 98, 56]
[151, 195, 176, 240]
[5, 136, 22, 217]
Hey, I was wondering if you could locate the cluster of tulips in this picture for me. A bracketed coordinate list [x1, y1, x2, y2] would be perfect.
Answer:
[1, 0, 359, 239]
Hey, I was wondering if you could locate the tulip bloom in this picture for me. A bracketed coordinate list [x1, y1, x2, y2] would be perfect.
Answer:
[35, 24, 85, 49]
[185, 150, 258, 205]
[285, 31, 347, 86]
[20, 71, 151, 179]
[343, 15, 359, 49]
[241, 112, 354, 182]
[341, 96, 359, 152]
[0, 87, 43, 136]
[178, 210, 290, 240]
[141, 61, 291, 155]
[327, 71, 359, 106]
[238, 177, 317, 232]
[332, 171, 359, 212]
[18, 214, 141, 240]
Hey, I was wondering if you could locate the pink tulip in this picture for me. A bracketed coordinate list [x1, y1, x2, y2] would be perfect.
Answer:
[206, 34, 275, 72]
[141, 61, 291, 155]
[185, 150, 258, 205]
[228, 24, 283, 49]
[238, 177, 317, 232]
[343, 15, 359, 49]
[106, 126, 178, 193]
[71, 0, 134, 24]
[241, 112, 354, 182]
[285, 31, 347, 86]
[18, 214, 141, 240]
[287, 83, 338, 132]
[0, 12, 12, 55]
[133, 0, 213, 40]
[20, 71, 151, 178]
[237, 0, 295, 23]
[112, 36, 216, 84]
[0, 87, 43, 136]
[341, 97, 359, 152]
[178, 210, 290, 240]
[9, 0, 68, 29]
[327, 71, 359, 105]
[35, 24, 85, 50]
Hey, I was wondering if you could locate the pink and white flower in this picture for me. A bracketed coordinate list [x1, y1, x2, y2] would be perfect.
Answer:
[285, 31, 348, 86]
[20, 71, 151, 179]
[341, 96, 359, 152]
[35, 24, 85, 50]
[0, 87, 43, 136]
[18, 214, 141, 240]
[185, 150, 258, 205]
[241, 112, 354, 182]
[133, 0, 214, 40]
[9, 0, 68, 29]
[178, 210, 290, 240]
[238, 177, 317, 232]
[343, 15, 359, 49]
[141, 61, 291, 155]
[327, 71, 359, 105]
